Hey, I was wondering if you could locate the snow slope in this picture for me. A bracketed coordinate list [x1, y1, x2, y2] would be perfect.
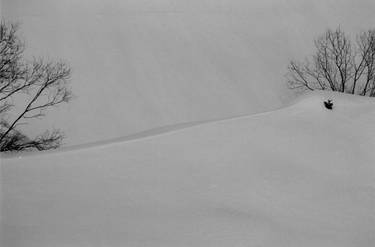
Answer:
[1, 91, 375, 247]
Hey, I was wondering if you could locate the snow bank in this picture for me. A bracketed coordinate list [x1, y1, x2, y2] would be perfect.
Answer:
[1, 92, 375, 247]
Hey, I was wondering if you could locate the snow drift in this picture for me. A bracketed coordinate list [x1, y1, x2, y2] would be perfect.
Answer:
[1, 91, 375, 247]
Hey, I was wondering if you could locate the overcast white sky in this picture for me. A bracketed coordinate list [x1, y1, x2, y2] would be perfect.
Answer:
[2, 0, 375, 146]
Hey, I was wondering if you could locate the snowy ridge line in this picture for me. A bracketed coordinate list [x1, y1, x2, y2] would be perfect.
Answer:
[0, 104, 288, 159]
[2, 91, 371, 159]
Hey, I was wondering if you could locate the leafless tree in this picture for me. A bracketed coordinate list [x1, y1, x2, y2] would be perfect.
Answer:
[287, 27, 375, 96]
[0, 22, 72, 152]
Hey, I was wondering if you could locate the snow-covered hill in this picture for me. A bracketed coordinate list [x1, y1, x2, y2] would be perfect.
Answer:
[1, 91, 375, 247]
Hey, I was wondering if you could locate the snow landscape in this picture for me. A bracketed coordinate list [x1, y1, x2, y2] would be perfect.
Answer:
[1, 0, 375, 246]
[2, 0, 375, 146]
[1, 91, 375, 246]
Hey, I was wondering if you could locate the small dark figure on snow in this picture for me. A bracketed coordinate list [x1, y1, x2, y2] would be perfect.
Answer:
[324, 99, 333, 110]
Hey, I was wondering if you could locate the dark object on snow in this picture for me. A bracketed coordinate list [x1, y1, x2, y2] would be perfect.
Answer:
[324, 99, 333, 110]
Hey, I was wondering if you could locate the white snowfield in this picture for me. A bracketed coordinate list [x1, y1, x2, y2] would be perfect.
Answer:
[1, 91, 375, 247]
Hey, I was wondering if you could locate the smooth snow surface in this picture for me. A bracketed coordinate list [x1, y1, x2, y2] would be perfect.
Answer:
[1, 91, 375, 247]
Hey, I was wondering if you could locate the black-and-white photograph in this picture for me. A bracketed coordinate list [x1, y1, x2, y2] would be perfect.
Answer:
[0, 1, 375, 246]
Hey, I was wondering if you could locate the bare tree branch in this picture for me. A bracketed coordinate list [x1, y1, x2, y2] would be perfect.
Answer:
[287, 27, 375, 98]
[0, 21, 72, 152]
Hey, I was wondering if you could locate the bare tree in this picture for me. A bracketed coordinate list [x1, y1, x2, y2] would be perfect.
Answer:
[287, 27, 375, 97]
[0, 22, 72, 152]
